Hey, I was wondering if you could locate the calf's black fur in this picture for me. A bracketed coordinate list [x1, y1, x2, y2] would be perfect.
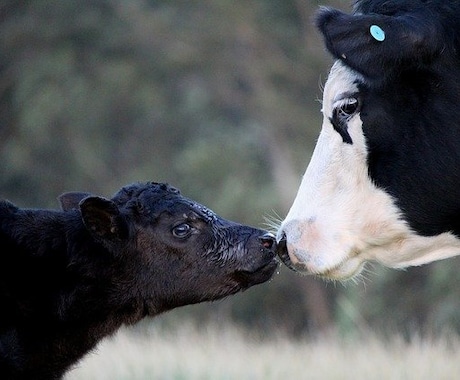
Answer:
[0, 182, 277, 379]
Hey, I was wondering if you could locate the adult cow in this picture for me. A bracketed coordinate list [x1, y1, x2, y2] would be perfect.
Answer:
[277, 0, 460, 280]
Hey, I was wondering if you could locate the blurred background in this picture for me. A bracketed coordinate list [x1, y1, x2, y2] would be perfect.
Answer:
[1, 0, 460, 339]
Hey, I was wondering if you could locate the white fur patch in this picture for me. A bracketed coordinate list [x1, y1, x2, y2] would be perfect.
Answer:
[278, 62, 460, 280]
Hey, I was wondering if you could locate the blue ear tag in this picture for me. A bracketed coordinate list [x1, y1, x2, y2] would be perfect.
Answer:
[370, 25, 385, 41]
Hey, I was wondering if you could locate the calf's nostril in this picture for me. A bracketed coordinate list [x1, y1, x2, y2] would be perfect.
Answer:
[259, 232, 276, 249]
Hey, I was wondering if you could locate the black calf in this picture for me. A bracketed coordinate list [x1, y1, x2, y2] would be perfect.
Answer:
[0, 182, 277, 379]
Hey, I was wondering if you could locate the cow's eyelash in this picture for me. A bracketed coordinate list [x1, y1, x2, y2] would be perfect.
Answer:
[333, 96, 360, 118]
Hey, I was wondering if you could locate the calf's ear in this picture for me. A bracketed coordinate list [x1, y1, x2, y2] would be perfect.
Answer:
[316, 6, 442, 79]
[58, 192, 92, 211]
[79, 196, 129, 244]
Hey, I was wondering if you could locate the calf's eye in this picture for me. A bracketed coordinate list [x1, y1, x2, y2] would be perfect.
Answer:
[172, 223, 192, 238]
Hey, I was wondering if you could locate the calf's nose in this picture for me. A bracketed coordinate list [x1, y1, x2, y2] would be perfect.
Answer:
[259, 232, 276, 249]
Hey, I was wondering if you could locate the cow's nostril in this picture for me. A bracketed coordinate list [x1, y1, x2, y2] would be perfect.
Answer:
[259, 232, 275, 249]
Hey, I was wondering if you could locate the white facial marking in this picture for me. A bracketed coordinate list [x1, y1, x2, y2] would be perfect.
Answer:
[278, 61, 460, 280]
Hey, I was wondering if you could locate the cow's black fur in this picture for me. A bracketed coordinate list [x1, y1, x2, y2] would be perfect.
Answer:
[0, 182, 277, 379]
[316, 1, 460, 81]
[316, 0, 460, 237]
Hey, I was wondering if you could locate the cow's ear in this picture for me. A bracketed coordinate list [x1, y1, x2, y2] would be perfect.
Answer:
[58, 192, 92, 211]
[316, 6, 442, 79]
[79, 196, 129, 244]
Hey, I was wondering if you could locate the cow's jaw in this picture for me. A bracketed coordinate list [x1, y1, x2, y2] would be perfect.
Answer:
[277, 62, 460, 280]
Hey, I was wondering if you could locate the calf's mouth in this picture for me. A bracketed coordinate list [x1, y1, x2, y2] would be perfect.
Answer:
[233, 232, 279, 288]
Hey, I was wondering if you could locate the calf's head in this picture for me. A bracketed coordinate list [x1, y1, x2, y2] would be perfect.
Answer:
[61, 182, 278, 313]
[277, 0, 460, 280]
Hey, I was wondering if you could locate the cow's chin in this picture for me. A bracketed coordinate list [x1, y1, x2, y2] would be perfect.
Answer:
[277, 241, 364, 280]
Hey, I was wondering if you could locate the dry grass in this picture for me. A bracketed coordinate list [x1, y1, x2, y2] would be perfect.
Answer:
[65, 322, 460, 380]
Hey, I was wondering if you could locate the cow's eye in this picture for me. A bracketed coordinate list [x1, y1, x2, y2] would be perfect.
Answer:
[340, 98, 358, 115]
[330, 96, 360, 144]
[172, 223, 192, 238]
[337, 97, 360, 118]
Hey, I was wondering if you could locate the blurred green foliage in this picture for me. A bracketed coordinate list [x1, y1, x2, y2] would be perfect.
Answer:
[1, 0, 459, 337]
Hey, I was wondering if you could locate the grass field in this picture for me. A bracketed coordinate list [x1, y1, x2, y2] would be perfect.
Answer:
[65, 320, 460, 380]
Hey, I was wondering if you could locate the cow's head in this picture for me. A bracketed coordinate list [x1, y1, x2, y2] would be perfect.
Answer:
[277, 0, 460, 280]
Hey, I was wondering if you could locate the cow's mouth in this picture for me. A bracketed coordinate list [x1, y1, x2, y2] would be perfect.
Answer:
[315, 259, 365, 281]
[276, 237, 364, 280]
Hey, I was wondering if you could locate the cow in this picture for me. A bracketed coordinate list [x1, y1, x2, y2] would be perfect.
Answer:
[0, 182, 278, 379]
[276, 0, 460, 280]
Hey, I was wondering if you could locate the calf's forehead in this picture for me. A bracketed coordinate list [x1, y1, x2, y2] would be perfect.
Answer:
[112, 182, 217, 222]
